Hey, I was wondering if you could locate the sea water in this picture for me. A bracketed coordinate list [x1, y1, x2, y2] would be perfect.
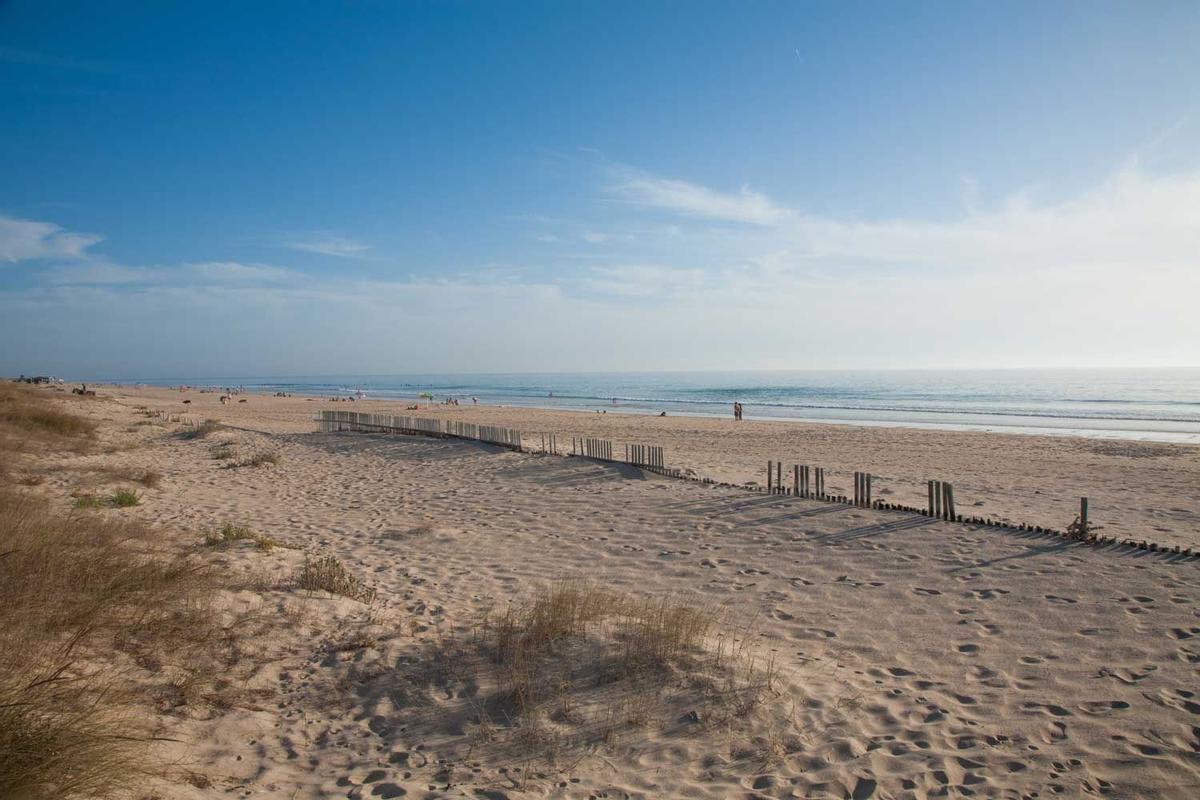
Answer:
[131, 368, 1200, 444]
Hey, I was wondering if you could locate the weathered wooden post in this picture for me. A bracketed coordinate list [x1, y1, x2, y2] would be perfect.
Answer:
[793, 465, 799, 497]
[776, 461, 782, 494]
[767, 460, 773, 493]
[1080, 497, 1088, 533]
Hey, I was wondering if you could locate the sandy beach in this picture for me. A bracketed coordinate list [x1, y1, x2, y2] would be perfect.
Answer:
[4, 384, 1194, 798]
[112, 385, 1200, 550]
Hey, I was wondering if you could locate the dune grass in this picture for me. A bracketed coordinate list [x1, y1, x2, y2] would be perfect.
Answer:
[228, 452, 279, 469]
[210, 444, 236, 460]
[0, 382, 96, 455]
[72, 489, 142, 509]
[0, 486, 222, 799]
[490, 583, 722, 718]
[203, 521, 281, 551]
[296, 554, 376, 603]
[395, 582, 781, 765]
[110, 488, 141, 507]
[180, 419, 223, 440]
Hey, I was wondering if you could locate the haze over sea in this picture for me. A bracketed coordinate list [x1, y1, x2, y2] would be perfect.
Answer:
[127, 368, 1200, 444]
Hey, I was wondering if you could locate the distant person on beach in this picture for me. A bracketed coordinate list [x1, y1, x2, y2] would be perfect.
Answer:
[733, 402, 743, 421]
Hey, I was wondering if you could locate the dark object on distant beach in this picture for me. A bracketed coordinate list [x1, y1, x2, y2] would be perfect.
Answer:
[239, 399, 247, 403]
[659, 411, 667, 417]
[182, 399, 191, 404]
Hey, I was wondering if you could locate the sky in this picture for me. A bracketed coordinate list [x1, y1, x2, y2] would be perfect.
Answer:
[1, 0, 1198, 379]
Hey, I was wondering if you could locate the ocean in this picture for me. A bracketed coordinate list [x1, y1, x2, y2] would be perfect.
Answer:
[130, 368, 1200, 444]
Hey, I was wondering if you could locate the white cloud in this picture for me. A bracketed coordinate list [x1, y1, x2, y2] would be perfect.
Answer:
[283, 235, 371, 258]
[763, 165, 1200, 282]
[0, 215, 102, 262]
[610, 170, 789, 226]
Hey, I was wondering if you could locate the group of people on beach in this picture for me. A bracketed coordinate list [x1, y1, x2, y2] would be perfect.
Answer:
[733, 401, 744, 421]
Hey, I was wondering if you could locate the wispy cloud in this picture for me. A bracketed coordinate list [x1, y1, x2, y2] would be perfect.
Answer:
[45, 261, 294, 286]
[609, 169, 789, 226]
[774, 165, 1200, 273]
[582, 264, 707, 297]
[0, 215, 102, 263]
[282, 234, 371, 258]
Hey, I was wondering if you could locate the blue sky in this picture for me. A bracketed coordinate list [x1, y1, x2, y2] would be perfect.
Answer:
[2, 1, 1198, 378]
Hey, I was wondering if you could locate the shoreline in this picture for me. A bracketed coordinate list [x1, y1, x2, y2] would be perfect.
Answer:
[103, 384, 1200, 548]
[104, 382, 1200, 445]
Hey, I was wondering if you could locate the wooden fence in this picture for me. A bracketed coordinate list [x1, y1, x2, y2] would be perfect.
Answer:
[312, 410, 1195, 559]
[317, 410, 523, 450]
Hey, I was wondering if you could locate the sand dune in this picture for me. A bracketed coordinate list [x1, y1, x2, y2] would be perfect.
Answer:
[27, 388, 1200, 797]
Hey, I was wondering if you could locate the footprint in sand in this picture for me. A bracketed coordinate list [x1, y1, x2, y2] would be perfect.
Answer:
[1078, 700, 1130, 714]
[1099, 665, 1157, 684]
[913, 587, 943, 596]
[1044, 594, 1077, 604]
[956, 643, 980, 654]
[794, 627, 838, 640]
[1168, 627, 1199, 640]
[1078, 627, 1114, 637]
[1040, 720, 1069, 743]
[966, 588, 1010, 600]
[1022, 701, 1073, 717]
[1144, 688, 1200, 715]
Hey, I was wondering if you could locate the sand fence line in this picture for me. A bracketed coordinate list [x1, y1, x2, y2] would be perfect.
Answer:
[315, 410, 1197, 560]
[315, 410, 675, 475]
